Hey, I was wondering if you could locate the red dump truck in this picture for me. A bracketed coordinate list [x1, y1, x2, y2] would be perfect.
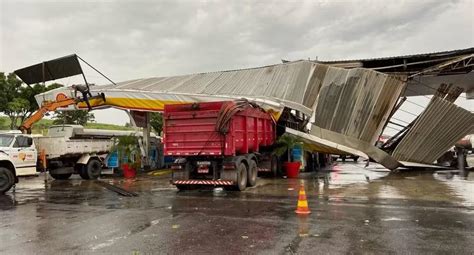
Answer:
[164, 100, 278, 191]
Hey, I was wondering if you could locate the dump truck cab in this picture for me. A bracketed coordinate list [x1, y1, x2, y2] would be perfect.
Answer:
[0, 132, 38, 193]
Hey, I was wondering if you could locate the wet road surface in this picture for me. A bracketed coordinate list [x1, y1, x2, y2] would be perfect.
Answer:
[1, 162, 473, 254]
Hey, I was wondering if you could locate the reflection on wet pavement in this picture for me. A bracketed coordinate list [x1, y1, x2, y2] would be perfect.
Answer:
[0, 162, 473, 254]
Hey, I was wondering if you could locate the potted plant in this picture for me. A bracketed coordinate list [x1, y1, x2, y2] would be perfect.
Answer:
[273, 134, 302, 178]
[114, 135, 140, 178]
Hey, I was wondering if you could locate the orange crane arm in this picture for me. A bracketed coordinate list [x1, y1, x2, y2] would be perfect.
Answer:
[20, 97, 78, 133]
[19, 93, 106, 134]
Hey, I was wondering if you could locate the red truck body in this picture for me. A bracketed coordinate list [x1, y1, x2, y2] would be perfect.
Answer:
[164, 101, 275, 157]
[164, 101, 277, 191]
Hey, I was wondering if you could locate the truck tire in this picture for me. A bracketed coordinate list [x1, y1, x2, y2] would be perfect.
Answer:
[172, 162, 191, 181]
[80, 159, 102, 180]
[176, 185, 190, 191]
[77, 164, 88, 180]
[0, 167, 15, 194]
[247, 160, 257, 187]
[50, 173, 72, 180]
[235, 162, 248, 191]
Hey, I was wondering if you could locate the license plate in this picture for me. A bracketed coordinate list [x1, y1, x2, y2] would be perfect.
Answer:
[197, 168, 209, 174]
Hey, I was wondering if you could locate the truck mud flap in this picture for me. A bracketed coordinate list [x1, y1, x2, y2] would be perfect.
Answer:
[173, 180, 234, 186]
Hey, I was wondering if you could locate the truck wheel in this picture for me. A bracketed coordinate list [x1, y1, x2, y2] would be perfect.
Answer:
[247, 160, 257, 187]
[50, 173, 73, 180]
[352, 156, 359, 162]
[176, 185, 189, 191]
[235, 162, 248, 191]
[75, 164, 90, 180]
[77, 165, 89, 180]
[172, 163, 190, 181]
[0, 167, 15, 194]
[85, 159, 102, 180]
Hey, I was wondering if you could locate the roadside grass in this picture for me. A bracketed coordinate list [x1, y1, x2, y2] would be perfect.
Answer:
[0, 116, 131, 134]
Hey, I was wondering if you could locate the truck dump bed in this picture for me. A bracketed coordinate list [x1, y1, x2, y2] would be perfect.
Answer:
[164, 101, 275, 157]
[34, 136, 113, 159]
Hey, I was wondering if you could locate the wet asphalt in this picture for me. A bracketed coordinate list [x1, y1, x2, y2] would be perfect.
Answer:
[0, 162, 473, 254]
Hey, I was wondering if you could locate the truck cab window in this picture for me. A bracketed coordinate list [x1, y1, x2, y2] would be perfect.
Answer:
[27, 137, 33, 147]
[0, 135, 14, 147]
[13, 136, 29, 148]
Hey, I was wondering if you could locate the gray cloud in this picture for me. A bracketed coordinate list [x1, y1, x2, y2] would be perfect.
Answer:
[0, 0, 472, 126]
[2, 0, 472, 79]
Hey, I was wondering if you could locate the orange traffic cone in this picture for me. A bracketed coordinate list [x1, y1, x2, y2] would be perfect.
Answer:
[295, 184, 311, 214]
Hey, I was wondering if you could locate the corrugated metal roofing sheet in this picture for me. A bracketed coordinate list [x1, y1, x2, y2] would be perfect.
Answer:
[93, 61, 404, 122]
[87, 60, 326, 116]
[309, 124, 401, 170]
[313, 68, 406, 145]
[392, 97, 474, 164]
[286, 128, 368, 158]
[101, 61, 316, 109]
[318, 47, 474, 64]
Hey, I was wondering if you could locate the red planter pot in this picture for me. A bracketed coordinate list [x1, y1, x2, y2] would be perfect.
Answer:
[122, 163, 137, 179]
[284, 162, 301, 178]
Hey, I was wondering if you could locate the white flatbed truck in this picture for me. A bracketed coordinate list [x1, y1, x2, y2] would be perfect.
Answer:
[0, 126, 113, 193]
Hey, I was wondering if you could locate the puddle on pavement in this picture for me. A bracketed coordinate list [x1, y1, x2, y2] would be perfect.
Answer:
[245, 162, 473, 208]
[434, 170, 474, 207]
[1, 163, 473, 210]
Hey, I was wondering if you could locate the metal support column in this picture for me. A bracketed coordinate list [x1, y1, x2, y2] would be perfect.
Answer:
[456, 147, 466, 171]
[143, 112, 151, 170]
[126, 110, 145, 170]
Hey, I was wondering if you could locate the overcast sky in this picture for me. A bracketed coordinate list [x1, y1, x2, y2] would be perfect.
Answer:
[0, 0, 472, 132]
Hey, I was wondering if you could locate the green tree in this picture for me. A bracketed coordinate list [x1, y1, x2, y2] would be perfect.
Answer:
[0, 72, 63, 129]
[6, 98, 30, 128]
[0, 73, 23, 128]
[53, 110, 95, 126]
[21, 82, 63, 119]
[150, 112, 163, 135]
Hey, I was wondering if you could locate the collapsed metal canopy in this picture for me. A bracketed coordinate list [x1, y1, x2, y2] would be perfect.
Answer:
[33, 59, 407, 169]
[35, 60, 405, 123]
[319, 47, 474, 98]
[20, 50, 473, 171]
[14, 54, 83, 85]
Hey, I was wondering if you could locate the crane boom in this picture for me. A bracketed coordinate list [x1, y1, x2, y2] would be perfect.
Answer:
[20, 93, 106, 134]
